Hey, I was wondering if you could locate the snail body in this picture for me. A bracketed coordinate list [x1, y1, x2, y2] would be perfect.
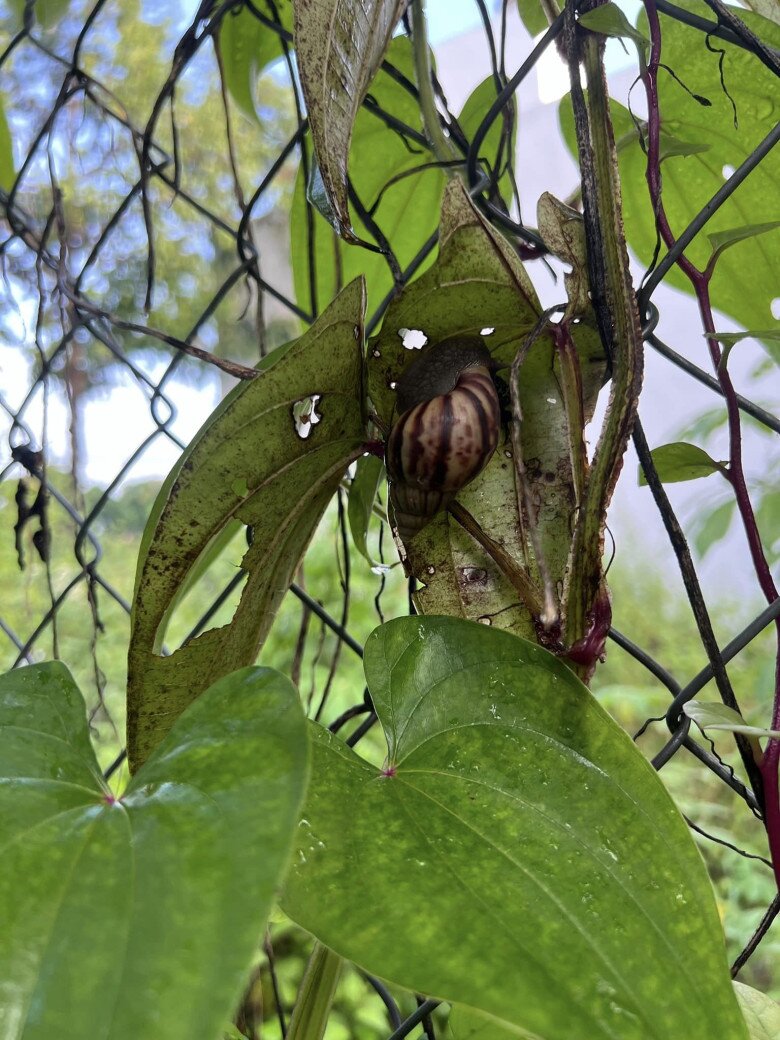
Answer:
[386, 336, 500, 541]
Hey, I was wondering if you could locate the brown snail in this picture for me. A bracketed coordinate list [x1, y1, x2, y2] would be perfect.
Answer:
[386, 335, 501, 542]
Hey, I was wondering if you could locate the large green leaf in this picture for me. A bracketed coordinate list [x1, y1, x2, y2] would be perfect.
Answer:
[293, 0, 407, 239]
[0, 95, 13, 192]
[282, 616, 747, 1040]
[290, 36, 445, 318]
[367, 180, 605, 639]
[128, 279, 366, 769]
[559, 3, 780, 353]
[0, 661, 309, 1040]
[218, 0, 293, 123]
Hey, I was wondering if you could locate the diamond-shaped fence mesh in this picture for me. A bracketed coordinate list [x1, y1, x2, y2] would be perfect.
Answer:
[1, 0, 779, 1034]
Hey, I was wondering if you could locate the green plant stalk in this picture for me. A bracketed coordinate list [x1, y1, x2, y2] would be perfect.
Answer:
[562, 22, 644, 667]
[411, 0, 459, 166]
[286, 942, 343, 1040]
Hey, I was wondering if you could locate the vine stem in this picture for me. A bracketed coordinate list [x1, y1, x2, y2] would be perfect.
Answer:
[642, 0, 780, 889]
[410, 0, 459, 165]
[285, 943, 343, 1040]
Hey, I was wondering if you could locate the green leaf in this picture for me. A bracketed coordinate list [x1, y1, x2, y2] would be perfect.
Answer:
[683, 699, 780, 739]
[293, 0, 407, 239]
[0, 661, 309, 1040]
[128, 279, 366, 769]
[458, 76, 517, 208]
[757, 488, 780, 559]
[693, 497, 736, 557]
[515, 0, 548, 37]
[282, 616, 748, 1040]
[735, 982, 780, 1040]
[578, 3, 649, 55]
[290, 36, 445, 317]
[367, 180, 605, 639]
[6, 0, 70, 29]
[559, 4, 780, 357]
[0, 96, 13, 193]
[448, 1006, 530, 1040]
[638, 441, 725, 484]
[347, 453, 385, 564]
[218, 0, 292, 123]
[658, 132, 710, 161]
[708, 221, 780, 260]
[710, 329, 780, 346]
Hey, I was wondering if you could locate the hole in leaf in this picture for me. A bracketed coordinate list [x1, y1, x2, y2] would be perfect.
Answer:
[389, 380, 397, 390]
[399, 328, 428, 350]
[722, 164, 735, 179]
[480, 327, 495, 335]
[293, 395, 322, 439]
[771, 298, 780, 320]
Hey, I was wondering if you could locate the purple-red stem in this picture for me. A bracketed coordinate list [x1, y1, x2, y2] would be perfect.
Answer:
[643, 0, 780, 888]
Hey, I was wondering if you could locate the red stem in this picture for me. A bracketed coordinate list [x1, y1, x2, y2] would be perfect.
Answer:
[642, 0, 780, 887]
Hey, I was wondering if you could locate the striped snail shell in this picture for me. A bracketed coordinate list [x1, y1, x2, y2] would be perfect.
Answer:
[386, 336, 501, 542]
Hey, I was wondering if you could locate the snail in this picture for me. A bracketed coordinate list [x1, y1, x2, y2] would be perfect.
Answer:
[386, 335, 501, 542]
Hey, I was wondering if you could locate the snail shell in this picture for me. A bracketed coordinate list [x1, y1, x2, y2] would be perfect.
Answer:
[386, 336, 500, 542]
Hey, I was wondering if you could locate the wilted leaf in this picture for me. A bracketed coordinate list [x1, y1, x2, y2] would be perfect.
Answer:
[290, 37, 445, 318]
[367, 180, 605, 640]
[740, 0, 780, 24]
[638, 440, 725, 484]
[293, 0, 407, 238]
[537, 191, 590, 317]
[0, 661, 309, 1040]
[283, 616, 749, 1040]
[128, 279, 366, 769]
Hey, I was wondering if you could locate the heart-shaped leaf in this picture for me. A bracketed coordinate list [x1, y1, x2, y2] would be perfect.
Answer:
[638, 440, 725, 484]
[128, 279, 366, 769]
[293, 0, 407, 239]
[283, 616, 748, 1040]
[0, 661, 309, 1040]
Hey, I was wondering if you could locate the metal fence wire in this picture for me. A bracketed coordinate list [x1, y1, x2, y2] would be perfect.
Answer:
[1, 0, 780, 1035]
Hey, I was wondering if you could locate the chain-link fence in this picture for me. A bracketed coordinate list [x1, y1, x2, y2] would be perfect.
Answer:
[2, 0, 779, 1034]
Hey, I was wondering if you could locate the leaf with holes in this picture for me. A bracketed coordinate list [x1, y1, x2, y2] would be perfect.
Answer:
[560, 3, 780, 358]
[218, 0, 293, 123]
[128, 279, 366, 770]
[282, 616, 749, 1040]
[347, 453, 385, 565]
[292, 0, 407, 239]
[638, 441, 725, 484]
[0, 661, 309, 1040]
[290, 36, 445, 318]
[735, 983, 780, 1039]
[367, 180, 605, 640]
